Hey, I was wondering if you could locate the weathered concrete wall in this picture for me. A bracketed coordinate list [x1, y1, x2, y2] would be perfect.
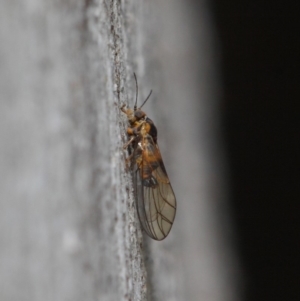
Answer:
[0, 0, 146, 300]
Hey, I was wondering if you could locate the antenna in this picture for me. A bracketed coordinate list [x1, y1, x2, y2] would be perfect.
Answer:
[140, 90, 152, 109]
[133, 72, 138, 111]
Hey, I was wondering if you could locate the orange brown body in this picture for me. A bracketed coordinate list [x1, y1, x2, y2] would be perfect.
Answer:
[121, 98, 176, 241]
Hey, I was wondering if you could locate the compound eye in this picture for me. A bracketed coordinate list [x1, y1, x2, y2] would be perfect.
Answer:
[134, 110, 146, 120]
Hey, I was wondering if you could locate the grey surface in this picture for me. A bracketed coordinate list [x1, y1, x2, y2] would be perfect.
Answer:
[0, 0, 240, 300]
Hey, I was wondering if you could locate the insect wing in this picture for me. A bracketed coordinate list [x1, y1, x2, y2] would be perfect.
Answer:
[134, 134, 176, 240]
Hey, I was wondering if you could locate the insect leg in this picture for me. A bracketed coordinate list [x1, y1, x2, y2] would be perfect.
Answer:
[124, 120, 145, 149]
[124, 153, 134, 170]
[123, 135, 136, 149]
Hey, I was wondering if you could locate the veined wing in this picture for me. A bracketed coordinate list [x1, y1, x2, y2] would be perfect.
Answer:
[134, 134, 176, 240]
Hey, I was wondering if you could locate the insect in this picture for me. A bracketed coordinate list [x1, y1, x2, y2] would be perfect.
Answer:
[121, 73, 176, 240]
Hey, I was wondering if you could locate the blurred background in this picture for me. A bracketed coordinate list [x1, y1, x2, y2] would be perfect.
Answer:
[145, 1, 299, 300]
[212, 1, 300, 300]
